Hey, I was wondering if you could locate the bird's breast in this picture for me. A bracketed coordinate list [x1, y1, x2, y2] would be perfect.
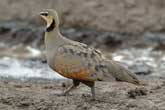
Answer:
[54, 63, 92, 81]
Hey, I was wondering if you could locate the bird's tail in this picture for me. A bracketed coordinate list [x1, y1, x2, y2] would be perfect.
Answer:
[105, 60, 145, 85]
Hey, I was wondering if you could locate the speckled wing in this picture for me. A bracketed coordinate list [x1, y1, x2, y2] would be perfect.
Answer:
[104, 60, 140, 84]
[53, 44, 115, 81]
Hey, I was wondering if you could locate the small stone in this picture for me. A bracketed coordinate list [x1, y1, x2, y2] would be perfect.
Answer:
[128, 87, 148, 99]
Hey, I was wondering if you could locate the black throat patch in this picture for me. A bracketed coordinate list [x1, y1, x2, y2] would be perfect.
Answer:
[46, 19, 55, 32]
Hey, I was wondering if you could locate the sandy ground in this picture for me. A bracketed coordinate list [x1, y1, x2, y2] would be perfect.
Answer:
[0, 77, 164, 110]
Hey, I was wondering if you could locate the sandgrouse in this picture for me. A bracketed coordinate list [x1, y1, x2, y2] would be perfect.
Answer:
[40, 9, 141, 99]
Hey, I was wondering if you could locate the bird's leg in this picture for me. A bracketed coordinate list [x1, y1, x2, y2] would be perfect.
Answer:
[91, 86, 95, 100]
[81, 81, 95, 100]
[63, 79, 80, 95]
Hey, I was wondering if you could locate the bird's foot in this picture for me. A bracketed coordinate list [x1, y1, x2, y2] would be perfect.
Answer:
[90, 97, 96, 101]
[81, 93, 96, 101]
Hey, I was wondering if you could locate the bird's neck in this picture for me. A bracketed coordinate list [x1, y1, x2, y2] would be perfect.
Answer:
[45, 28, 71, 45]
[45, 28, 64, 50]
[44, 28, 67, 66]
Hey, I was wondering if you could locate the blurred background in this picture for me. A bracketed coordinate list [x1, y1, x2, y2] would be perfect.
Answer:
[0, 1, 165, 110]
[0, 0, 165, 79]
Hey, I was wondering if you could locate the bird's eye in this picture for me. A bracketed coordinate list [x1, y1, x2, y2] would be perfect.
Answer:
[40, 12, 48, 16]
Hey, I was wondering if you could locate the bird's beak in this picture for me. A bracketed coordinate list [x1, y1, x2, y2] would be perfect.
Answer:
[40, 11, 53, 27]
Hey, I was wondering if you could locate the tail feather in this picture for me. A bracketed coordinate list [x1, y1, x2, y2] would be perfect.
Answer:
[105, 60, 142, 85]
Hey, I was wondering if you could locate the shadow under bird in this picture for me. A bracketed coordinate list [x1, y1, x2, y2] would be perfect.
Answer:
[40, 9, 143, 99]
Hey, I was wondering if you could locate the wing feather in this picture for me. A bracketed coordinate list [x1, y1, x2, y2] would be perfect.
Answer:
[53, 44, 115, 81]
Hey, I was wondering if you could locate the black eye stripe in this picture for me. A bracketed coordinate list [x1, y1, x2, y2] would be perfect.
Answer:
[41, 12, 48, 16]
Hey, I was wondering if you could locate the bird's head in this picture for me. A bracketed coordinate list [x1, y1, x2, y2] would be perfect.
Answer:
[40, 9, 59, 32]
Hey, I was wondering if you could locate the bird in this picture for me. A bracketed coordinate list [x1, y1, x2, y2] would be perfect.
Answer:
[40, 9, 142, 99]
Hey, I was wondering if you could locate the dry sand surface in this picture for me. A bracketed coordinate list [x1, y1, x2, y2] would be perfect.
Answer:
[0, 77, 165, 110]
